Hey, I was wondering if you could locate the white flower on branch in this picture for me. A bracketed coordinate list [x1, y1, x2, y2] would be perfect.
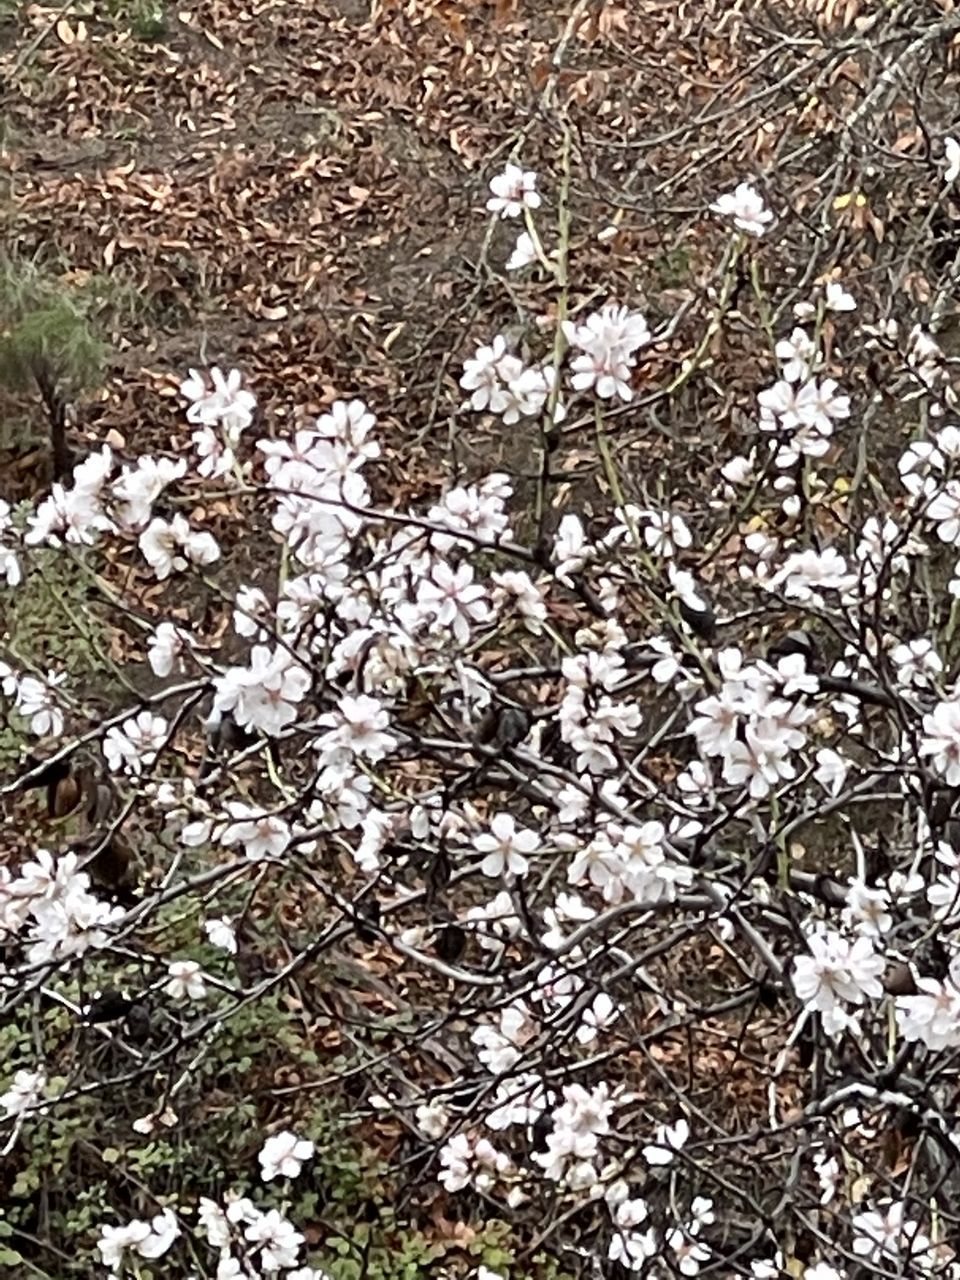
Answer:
[813, 748, 847, 797]
[213, 645, 311, 737]
[258, 1130, 314, 1181]
[920, 697, 960, 784]
[945, 135, 960, 184]
[139, 514, 220, 580]
[667, 1228, 712, 1276]
[14, 671, 66, 738]
[110, 455, 187, 531]
[415, 1099, 450, 1140]
[486, 162, 541, 218]
[97, 1221, 153, 1273]
[485, 1072, 552, 1131]
[851, 1201, 930, 1267]
[25, 480, 114, 549]
[104, 710, 169, 775]
[438, 1131, 512, 1193]
[243, 1208, 305, 1271]
[824, 280, 856, 312]
[506, 230, 537, 270]
[460, 335, 514, 414]
[553, 512, 594, 584]
[775, 327, 818, 383]
[203, 916, 237, 954]
[896, 976, 960, 1050]
[723, 721, 797, 799]
[313, 692, 397, 764]
[0, 1068, 47, 1119]
[890, 637, 942, 689]
[709, 181, 773, 236]
[642, 1116, 689, 1166]
[164, 960, 207, 1002]
[180, 365, 256, 440]
[768, 547, 856, 604]
[192, 424, 235, 479]
[926, 480, 960, 545]
[803, 1265, 845, 1280]
[563, 303, 651, 402]
[147, 621, 193, 677]
[758, 377, 850, 457]
[473, 812, 537, 878]
[609, 1198, 657, 1271]
[576, 991, 621, 1044]
[233, 584, 272, 639]
[791, 928, 884, 1031]
[842, 880, 892, 937]
[898, 439, 945, 498]
[220, 803, 291, 861]
[417, 561, 491, 643]
[0, 498, 22, 587]
[641, 508, 692, 557]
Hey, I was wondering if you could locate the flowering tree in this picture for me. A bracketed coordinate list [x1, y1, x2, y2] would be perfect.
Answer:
[9, 7, 960, 1279]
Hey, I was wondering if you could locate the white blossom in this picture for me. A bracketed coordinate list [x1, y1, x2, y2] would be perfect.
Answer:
[164, 959, 207, 1002]
[563, 304, 650, 402]
[486, 163, 541, 218]
[104, 710, 168, 775]
[203, 916, 238, 954]
[507, 231, 537, 270]
[474, 813, 537, 878]
[258, 1130, 315, 1181]
[0, 1069, 46, 1118]
[945, 136, 960, 184]
[920, 698, 960, 784]
[710, 182, 773, 235]
[642, 1116, 689, 1166]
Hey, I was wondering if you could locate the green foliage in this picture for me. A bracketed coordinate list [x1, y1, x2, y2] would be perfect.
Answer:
[649, 243, 692, 291]
[0, 256, 106, 397]
[2, 542, 127, 705]
[104, 0, 168, 40]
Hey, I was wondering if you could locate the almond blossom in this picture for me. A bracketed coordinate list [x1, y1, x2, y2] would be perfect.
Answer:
[920, 698, 960, 784]
[212, 645, 311, 737]
[486, 162, 541, 218]
[258, 1130, 314, 1181]
[791, 929, 884, 1033]
[474, 812, 538, 878]
[104, 710, 169, 775]
[164, 960, 208, 1002]
[709, 181, 774, 235]
[563, 303, 651, 402]
[220, 803, 291, 860]
[180, 365, 257, 439]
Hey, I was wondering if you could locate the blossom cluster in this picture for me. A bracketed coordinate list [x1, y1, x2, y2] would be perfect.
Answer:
[8, 148, 960, 1280]
[99, 1190, 329, 1278]
[0, 849, 122, 965]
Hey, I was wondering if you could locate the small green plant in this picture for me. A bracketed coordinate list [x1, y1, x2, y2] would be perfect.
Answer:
[104, 0, 168, 40]
[0, 256, 107, 478]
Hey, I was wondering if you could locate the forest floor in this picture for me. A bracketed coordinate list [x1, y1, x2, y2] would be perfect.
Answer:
[0, 0, 811, 513]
